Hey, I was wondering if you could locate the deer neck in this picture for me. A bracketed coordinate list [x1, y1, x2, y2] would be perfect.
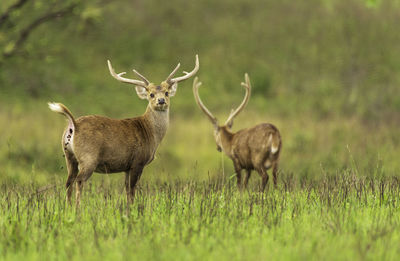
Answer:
[219, 127, 234, 157]
[143, 105, 169, 145]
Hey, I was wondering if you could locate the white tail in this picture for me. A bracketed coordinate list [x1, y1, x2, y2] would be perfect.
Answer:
[48, 102, 63, 113]
[267, 134, 279, 154]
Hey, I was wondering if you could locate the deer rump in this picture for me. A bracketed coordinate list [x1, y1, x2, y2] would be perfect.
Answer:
[64, 115, 155, 174]
[231, 123, 281, 170]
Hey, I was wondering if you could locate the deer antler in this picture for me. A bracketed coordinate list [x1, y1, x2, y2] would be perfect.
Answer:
[165, 63, 181, 84]
[166, 55, 199, 85]
[193, 77, 218, 126]
[132, 69, 150, 86]
[107, 60, 148, 89]
[224, 73, 251, 126]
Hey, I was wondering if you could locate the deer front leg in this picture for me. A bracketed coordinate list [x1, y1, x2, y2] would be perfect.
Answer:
[125, 166, 144, 204]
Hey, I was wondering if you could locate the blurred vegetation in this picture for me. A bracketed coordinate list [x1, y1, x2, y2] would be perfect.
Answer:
[0, 0, 400, 184]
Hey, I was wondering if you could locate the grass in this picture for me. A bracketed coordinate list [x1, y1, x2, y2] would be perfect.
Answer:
[1, 173, 400, 260]
[1, 0, 400, 259]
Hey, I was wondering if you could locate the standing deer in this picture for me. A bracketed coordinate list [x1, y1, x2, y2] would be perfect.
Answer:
[193, 74, 281, 191]
[49, 55, 199, 206]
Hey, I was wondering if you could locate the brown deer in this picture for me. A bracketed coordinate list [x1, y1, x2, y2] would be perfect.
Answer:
[49, 55, 199, 206]
[193, 74, 281, 191]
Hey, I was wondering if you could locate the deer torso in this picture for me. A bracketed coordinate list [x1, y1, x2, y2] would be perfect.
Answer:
[225, 123, 281, 170]
[66, 106, 169, 174]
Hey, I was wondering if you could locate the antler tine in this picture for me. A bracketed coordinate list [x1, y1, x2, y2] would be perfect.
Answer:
[132, 69, 150, 86]
[224, 73, 251, 125]
[107, 60, 148, 88]
[192, 77, 218, 125]
[165, 63, 181, 84]
[169, 55, 199, 84]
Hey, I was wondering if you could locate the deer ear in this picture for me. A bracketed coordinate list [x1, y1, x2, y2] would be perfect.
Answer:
[168, 83, 178, 97]
[135, 86, 148, 99]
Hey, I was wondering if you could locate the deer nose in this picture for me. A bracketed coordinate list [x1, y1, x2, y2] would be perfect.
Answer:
[158, 98, 165, 105]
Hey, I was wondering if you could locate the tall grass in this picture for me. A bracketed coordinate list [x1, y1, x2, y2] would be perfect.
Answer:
[1, 173, 400, 260]
[1, 0, 400, 183]
[1, 0, 400, 259]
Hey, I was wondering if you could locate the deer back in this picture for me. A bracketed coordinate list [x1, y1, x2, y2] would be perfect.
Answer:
[231, 123, 281, 170]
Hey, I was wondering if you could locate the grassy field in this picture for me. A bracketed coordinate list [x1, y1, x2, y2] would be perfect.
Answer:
[1, 0, 400, 260]
[1, 174, 400, 260]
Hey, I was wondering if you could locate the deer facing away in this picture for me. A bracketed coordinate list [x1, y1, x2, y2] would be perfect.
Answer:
[49, 55, 199, 206]
[193, 74, 281, 191]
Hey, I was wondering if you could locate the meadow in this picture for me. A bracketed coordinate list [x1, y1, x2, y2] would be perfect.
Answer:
[1, 0, 400, 260]
[1, 174, 400, 260]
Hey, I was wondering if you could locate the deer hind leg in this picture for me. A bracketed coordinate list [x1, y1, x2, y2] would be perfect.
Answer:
[257, 167, 269, 192]
[64, 151, 78, 205]
[254, 154, 270, 192]
[243, 169, 251, 189]
[74, 162, 96, 208]
[75, 181, 84, 209]
[272, 162, 279, 188]
[125, 166, 144, 204]
[233, 161, 243, 190]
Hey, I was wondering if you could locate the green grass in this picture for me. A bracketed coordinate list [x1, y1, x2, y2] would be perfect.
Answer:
[1, 0, 400, 259]
[1, 173, 400, 260]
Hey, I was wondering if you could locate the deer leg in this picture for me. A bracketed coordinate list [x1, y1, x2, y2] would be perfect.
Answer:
[236, 171, 242, 190]
[233, 162, 242, 190]
[272, 162, 279, 188]
[64, 152, 78, 205]
[244, 169, 251, 189]
[126, 166, 144, 204]
[258, 167, 269, 192]
[74, 163, 95, 208]
[125, 171, 130, 203]
[75, 180, 84, 209]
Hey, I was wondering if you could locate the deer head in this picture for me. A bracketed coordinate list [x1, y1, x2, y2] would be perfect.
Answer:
[107, 55, 199, 111]
[193, 74, 251, 152]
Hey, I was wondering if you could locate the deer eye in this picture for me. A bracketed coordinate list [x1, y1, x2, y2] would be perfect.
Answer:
[150, 93, 155, 98]
[165, 92, 169, 97]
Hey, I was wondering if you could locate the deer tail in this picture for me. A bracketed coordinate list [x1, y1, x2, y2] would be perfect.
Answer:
[267, 133, 280, 154]
[48, 102, 76, 130]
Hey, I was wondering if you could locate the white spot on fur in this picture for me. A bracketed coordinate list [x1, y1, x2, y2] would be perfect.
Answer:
[267, 134, 279, 154]
[271, 145, 279, 154]
[64, 125, 74, 154]
[48, 102, 63, 113]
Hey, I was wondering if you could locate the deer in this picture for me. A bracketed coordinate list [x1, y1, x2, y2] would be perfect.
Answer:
[192, 74, 281, 191]
[48, 55, 199, 207]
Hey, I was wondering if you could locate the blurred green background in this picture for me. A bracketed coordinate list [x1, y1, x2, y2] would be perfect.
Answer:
[0, 0, 399, 185]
